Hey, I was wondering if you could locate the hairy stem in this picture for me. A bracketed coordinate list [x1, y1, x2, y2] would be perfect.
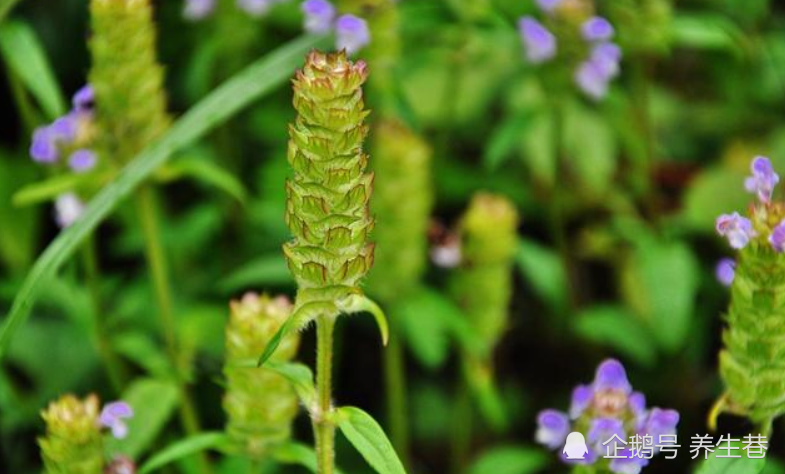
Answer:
[80, 236, 127, 393]
[314, 316, 336, 474]
[135, 185, 211, 474]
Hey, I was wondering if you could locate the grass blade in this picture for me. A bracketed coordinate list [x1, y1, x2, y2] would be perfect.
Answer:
[0, 34, 328, 360]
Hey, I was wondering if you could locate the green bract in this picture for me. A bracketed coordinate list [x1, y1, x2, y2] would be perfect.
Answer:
[89, 0, 171, 163]
[719, 240, 785, 429]
[38, 394, 104, 474]
[366, 119, 432, 303]
[284, 50, 374, 312]
[224, 293, 300, 458]
[451, 192, 519, 359]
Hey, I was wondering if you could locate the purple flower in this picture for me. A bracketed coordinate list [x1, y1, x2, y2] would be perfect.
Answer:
[716, 258, 736, 286]
[716, 212, 756, 249]
[336, 14, 370, 54]
[535, 359, 679, 470]
[49, 113, 80, 143]
[590, 43, 622, 78]
[99, 401, 134, 439]
[69, 149, 97, 173]
[518, 17, 557, 64]
[237, 0, 274, 17]
[536, 410, 570, 449]
[183, 0, 216, 21]
[575, 60, 610, 100]
[302, 0, 336, 34]
[72, 84, 95, 113]
[769, 220, 785, 252]
[582, 16, 615, 42]
[744, 156, 779, 203]
[30, 127, 59, 163]
[536, 0, 563, 13]
[54, 193, 85, 228]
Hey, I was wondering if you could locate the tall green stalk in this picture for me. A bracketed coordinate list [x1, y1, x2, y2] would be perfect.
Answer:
[284, 51, 373, 474]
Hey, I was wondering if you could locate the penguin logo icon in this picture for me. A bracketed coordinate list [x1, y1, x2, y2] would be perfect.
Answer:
[563, 432, 588, 460]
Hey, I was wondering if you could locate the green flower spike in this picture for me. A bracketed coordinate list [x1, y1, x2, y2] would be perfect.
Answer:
[39, 394, 104, 474]
[451, 192, 519, 358]
[284, 50, 374, 316]
[224, 293, 301, 458]
[366, 119, 433, 303]
[89, 0, 171, 163]
[712, 156, 785, 434]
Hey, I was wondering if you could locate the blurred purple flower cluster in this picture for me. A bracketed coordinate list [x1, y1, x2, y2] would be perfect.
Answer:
[518, 1, 622, 100]
[183, 0, 286, 21]
[536, 359, 679, 474]
[301, 0, 370, 54]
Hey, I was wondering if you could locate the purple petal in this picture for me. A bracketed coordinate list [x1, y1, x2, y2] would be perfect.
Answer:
[643, 407, 679, 439]
[593, 359, 632, 394]
[30, 127, 59, 163]
[102, 401, 133, 420]
[518, 17, 557, 64]
[72, 84, 94, 112]
[183, 0, 216, 21]
[609, 456, 644, 474]
[590, 43, 622, 78]
[770, 220, 785, 252]
[335, 14, 370, 54]
[575, 60, 610, 100]
[587, 417, 626, 451]
[49, 113, 79, 143]
[535, 409, 571, 449]
[68, 149, 97, 173]
[715, 258, 736, 286]
[582, 16, 615, 42]
[302, 0, 336, 34]
[237, 0, 274, 17]
[570, 385, 593, 419]
[628, 391, 646, 416]
[111, 422, 129, 439]
[745, 156, 779, 203]
[54, 193, 85, 228]
[715, 212, 755, 249]
[536, 0, 563, 13]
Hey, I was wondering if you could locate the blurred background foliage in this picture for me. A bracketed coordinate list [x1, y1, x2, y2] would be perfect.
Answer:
[1, 0, 785, 473]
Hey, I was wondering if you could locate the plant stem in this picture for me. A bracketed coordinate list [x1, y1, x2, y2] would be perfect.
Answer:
[450, 377, 473, 474]
[314, 316, 336, 474]
[631, 56, 659, 219]
[79, 236, 127, 393]
[384, 327, 411, 469]
[135, 185, 211, 474]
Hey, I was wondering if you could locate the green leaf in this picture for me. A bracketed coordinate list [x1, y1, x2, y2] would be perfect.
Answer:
[106, 378, 180, 458]
[574, 305, 657, 367]
[218, 254, 292, 293]
[484, 112, 530, 170]
[159, 153, 248, 203]
[694, 442, 766, 474]
[670, 14, 743, 53]
[265, 360, 317, 407]
[0, 0, 22, 23]
[138, 432, 230, 474]
[564, 102, 617, 196]
[337, 294, 389, 346]
[336, 406, 407, 474]
[395, 287, 456, 369]
[681, 166, 750, 231]
[515, 239, 567, 314]
[0, 20, 67, 119]
[0, 34, 328, 360]
[519, 111, 556, 186]
[13, 172, 109, 207]
[467, 446, 548, 474]
[257, 300, 331, 366]
[271, 441, 319, 473]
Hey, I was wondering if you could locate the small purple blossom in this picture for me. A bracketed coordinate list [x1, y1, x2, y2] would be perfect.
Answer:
[54, 193, 85, 229]
[72, 84, 95, 113]
[769, 220, 785, 252]
[30, 128, 59, 163]
[302, 0, 336, 34]
[582, 16, 615, 42]
[49, 113, 80, 142]
[518, 17, 557, 64]
[575, 60, 610, 100]
[716, 258, 736, 286]
[183, 0, 216, 21]
[535, 359, 679, 473]
[237, 0, 275, 17]
[716, 212, 756, 249]
[336, 14, 370, 54]
[99, 401, 134, 439]
[69, 149, 97, 173]
[536, 0, 563, 13]
[744, 156, 779, 203]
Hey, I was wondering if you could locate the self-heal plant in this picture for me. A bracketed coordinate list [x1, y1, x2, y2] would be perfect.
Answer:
[224, 293, 300, 458]
[39, 395, 135, 474]
[713, 155, 785, 433]
[536, 359, 679, 474]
